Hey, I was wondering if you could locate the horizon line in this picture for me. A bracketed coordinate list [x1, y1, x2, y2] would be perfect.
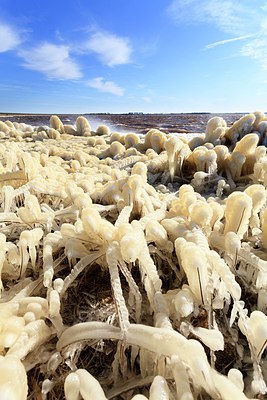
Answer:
[0, 111, 253, 116]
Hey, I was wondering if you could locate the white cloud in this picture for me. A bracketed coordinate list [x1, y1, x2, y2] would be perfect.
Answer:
[19, 43, 82, 79]
[0, 23, 21, 52]
[55, 30, 64, 42]
[167, 1, 267, 71]
[88, 77, 124, 96]
[166, 0, 244, 33]
[143, 96, 152, 103]
[205, 34, 254, 49]
[84, 31, 132, 66]
[241, 37, 267, 70]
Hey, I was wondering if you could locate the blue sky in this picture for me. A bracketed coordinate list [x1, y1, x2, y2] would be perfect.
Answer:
[1, 0, 267, 113]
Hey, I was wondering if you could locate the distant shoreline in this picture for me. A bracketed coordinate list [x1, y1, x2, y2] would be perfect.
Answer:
[0, 111, 246, 117]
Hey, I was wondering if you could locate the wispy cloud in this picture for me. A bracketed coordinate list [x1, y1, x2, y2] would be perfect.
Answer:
[143, 96, 152, 103]
[19, 43, 82, 80]
[55, 30, 64, 42]
[83, 30, 132, 66]
[87, 77, 124, 96]
[205, 34, 254, 49]
[241, 37, 267, 70]
[0, 23, 21, 52]
[166, 0, 245, 34]
[167, 0, 267, 70]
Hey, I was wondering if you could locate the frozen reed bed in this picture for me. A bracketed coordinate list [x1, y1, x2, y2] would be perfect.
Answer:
[0, 112, 266, 399]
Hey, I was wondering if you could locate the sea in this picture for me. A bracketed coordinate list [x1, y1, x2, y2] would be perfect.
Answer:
[0, 112, 245, 135]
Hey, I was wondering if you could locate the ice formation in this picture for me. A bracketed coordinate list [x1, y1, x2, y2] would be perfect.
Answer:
[0, 112, 266, 399]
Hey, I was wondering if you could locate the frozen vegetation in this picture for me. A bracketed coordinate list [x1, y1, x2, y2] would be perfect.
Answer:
[0, 112, 266, 399]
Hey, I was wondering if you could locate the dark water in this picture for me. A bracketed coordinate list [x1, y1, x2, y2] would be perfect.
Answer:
[0, 112, 244, 135]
